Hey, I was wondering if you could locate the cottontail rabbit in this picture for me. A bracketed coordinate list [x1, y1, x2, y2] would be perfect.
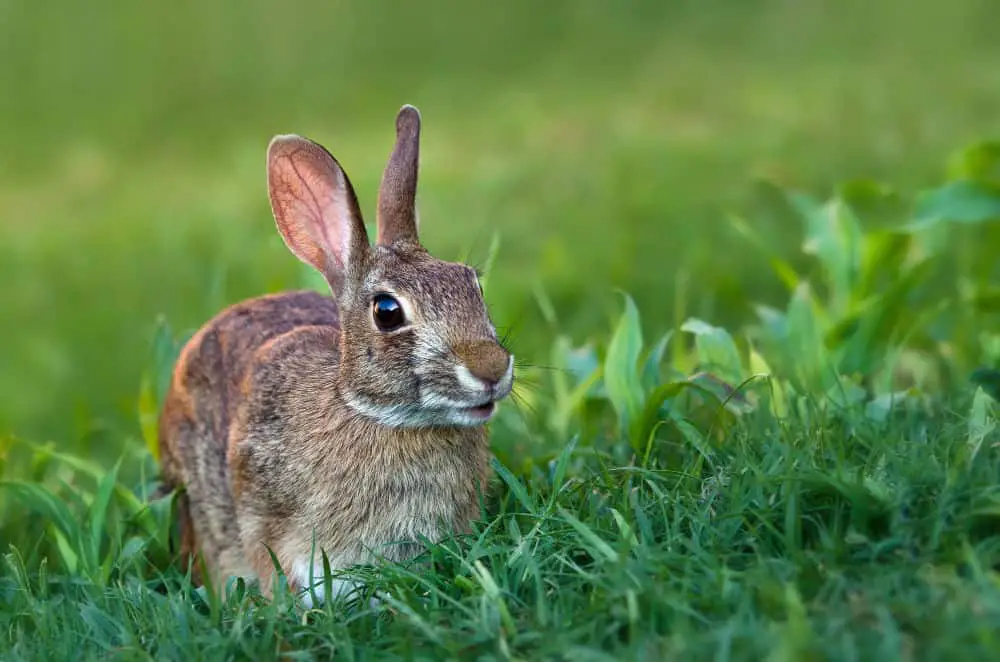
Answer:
[157, 105, 513, 604]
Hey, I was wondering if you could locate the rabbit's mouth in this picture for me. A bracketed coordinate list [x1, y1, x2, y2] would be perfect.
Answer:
[464, 401, 496, 421]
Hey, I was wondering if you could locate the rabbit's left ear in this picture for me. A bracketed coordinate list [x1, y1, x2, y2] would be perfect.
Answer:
[267, 135, 371, 297]
[376, 105, 422, 248]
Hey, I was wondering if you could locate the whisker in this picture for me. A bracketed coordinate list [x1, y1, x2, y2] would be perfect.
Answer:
[511, 379, 543, 393]
[509, 391, 539, 419]
[516, 362, 567, 374]
[497, 328, 515, 352]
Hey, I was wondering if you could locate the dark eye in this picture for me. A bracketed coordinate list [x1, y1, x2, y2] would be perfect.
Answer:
[372, 294, 405, 331]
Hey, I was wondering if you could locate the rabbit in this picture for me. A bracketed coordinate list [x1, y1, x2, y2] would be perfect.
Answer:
[157, 104, 514, 605]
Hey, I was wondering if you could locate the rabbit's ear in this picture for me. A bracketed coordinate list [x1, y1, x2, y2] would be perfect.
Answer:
[376, 105, 421, 248]
[267, 136, 370, 294]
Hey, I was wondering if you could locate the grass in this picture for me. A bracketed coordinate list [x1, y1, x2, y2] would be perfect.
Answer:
[4, 0, 1000, 659]
[5, 409, 1000, 660]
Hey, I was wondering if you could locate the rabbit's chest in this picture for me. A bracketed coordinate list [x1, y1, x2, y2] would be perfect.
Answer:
[305, 444, 484, 550]
[364, 460, 477, 539]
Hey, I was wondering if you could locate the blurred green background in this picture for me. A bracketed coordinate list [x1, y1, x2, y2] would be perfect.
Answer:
[1, 0, 998, 454]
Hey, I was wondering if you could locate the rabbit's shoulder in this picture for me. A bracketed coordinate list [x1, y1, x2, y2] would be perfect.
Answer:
[222, 296, 343, 499]
[165, 289, 337, 439]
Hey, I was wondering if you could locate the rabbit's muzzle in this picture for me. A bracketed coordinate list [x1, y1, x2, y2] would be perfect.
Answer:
[453, 339, 510, 387]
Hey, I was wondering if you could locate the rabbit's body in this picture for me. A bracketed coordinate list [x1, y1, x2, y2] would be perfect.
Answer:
[158, 106, 510, 602]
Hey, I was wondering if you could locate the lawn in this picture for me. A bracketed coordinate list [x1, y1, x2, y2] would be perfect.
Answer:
[3, 0, 1000, 659]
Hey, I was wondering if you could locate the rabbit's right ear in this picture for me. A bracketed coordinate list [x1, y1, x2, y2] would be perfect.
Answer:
[267, 136, 370, 295]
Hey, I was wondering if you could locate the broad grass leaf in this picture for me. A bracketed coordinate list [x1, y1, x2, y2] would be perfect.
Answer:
[470, 560, 516, 633]
[823, 310, 862, 350]
[799, 470, 891, 520]
[635, 380, 697, 450]
[680, 318, 743, 385]
[947, 140, 1000, 183]
[749, 348, 787, 418]
[79, 603, 126, 648]
[148, 317, 179, 402]
[548, 434, 578, 502]
[548, 336, 574, 413]
[0, 481, 77, 538]
[0, 481, 82, 571]
[968, 387, 996, 462]
[789, 192, 863, 315]
[11, 437, 101, 481]
[641, 331, 673, 391]
[754, 305, 788, 343]
[566, 344, 601, 395]
[548, 337, 603, 439]
[858, 230, 912, 299]
[767, 585, 813, 660]
[8, 439, 151, 533]
[138, 375, 160, 462]
[490, 457, 536, 514]
[785, 284, 832, 391]
[477, 231, 502, 299]
[608, 508, 638, 549]
[133, 488, 178, 554]
[838, 259, 934, 376]
[640, 380, 691, 419]
[89, 459, 122, 578]
[138, 317, 185, 460]
[971, 368, 1000, 402]
[912, 180, 1000, 227]
[118, 535, 148, 568]
[824, 375, 866, 410]
[557, 506, 618, 563]
[687, 372, 756, 417]
[604, 294, 645, 431]
[51, 528, 80, 575]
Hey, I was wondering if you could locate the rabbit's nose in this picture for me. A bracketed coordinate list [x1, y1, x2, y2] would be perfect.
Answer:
[454, 340, 511, 386]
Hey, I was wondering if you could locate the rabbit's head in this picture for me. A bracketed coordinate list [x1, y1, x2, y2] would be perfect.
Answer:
[266, 105, 513, 428]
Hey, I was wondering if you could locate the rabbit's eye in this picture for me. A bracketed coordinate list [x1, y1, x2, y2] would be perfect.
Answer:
[372, 294, 405, 331]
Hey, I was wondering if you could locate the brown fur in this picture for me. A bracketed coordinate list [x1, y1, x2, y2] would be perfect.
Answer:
[157, 105, 511, 600]
[454, 340, 510, 384]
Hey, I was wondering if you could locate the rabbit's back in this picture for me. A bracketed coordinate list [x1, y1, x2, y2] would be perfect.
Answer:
[158, 289, 339, 580]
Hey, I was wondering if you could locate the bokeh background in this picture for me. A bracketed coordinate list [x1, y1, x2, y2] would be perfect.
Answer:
[2, 0, 998, 459]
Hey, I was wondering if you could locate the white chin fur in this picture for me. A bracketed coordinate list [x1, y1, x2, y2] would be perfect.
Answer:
[343, 354, 514, 429]
[343, 392, 500, 428]
[342, 393, 430, 428]
[441, 407, 499, 427]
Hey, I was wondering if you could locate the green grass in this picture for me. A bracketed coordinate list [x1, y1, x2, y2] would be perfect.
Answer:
[5, 408, 1000, 660]
[4, 0, 1000, 658]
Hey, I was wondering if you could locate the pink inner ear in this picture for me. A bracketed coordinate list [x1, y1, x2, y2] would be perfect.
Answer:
[267, 137, 363, 281]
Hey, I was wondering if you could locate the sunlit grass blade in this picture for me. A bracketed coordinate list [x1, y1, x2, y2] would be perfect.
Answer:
[490, 457, 536, 515]
[477, 231, 502, 299]
[557, 506, 618, 564]
[89, 458, 122, 579]
[604, 293, 644, 433]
